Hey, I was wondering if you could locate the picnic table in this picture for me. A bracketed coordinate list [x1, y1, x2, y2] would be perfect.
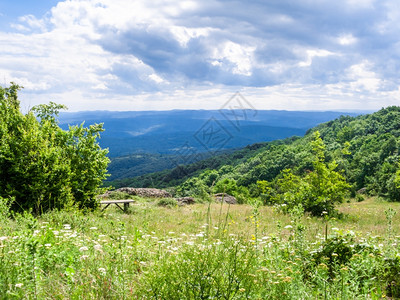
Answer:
[100, 199, 135, 213]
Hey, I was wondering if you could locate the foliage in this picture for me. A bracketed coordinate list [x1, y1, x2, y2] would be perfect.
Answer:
[105, 142, 273, 188]
[0, 196, 13, 221]
[105, 191, 132, 200]
[214, 178, 238, 195]
[0, 199, 399, 298]
[156, 198, 178, 208]
[161, 106, 400, 208]
[0, 84, 109, 213]
[175, 178, 210, 200]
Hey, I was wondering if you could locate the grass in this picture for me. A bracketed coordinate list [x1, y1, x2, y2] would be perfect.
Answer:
[0, 197, 399, 299]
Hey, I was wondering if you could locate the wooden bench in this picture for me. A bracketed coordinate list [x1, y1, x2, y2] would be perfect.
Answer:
[100, 200, 135, 213]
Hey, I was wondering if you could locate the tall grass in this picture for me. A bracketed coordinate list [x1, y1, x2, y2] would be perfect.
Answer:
[0, 197, 399, 298]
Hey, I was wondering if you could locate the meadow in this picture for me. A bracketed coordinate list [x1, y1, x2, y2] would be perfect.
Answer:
[0, 197, 399, 299]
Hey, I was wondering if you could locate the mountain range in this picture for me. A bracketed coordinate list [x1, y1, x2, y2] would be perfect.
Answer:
[58, 110, 362, 181]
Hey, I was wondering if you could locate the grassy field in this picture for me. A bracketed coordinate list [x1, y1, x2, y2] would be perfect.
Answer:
[1, 197, 399, 299]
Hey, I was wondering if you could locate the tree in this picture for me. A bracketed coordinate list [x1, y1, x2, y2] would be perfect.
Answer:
[270, 131, 350, 216]
[0, 83, 109, 213]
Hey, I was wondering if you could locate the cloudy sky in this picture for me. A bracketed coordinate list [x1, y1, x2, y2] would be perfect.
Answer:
[1, 0, 400, 111]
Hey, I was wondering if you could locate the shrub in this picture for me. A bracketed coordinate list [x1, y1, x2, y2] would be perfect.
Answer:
[356, 194, 365, 202]
[0, 84, 109, 213]
[156, 198, 178, 208]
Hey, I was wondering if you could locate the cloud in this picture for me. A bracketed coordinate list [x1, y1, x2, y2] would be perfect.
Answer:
[0, 0, 400, 111]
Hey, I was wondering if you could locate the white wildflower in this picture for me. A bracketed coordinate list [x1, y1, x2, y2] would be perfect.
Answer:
[15, 283, 23, 288]
[93, 244, 102, 251]
[89, 227, 97, 230]
[79, 246, 89, 252]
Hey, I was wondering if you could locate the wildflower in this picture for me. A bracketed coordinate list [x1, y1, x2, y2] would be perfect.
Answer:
[93, 244, 102, 251]
[79, 246, 89, 252]
[282, 276, 292, 283]
[284, 225, 293, 229]
[44, 244, 52, 247]
[80, 255, 89, 260]
[318, 263, 328, 270]
[0, 236, 7, 241]
[15, 283, 23, 288]
[98, 267, 106, 274]
[89, 227, 97, 230]
[251, 235, 256, 240]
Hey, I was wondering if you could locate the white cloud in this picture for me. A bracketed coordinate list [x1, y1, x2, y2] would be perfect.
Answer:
[337, 34, 357, 45]
[0, 0, 399, 112]
[212, 42, 255, 76]
[149, 74, 165, 83]
[298, 49, 335, 67]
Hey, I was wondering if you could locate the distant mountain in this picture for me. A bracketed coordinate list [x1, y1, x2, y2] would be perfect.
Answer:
[59, 110, 361, 158]
[107, 106, 400, 203]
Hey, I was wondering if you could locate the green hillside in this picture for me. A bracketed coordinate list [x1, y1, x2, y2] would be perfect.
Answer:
[110, 106, 400, 208]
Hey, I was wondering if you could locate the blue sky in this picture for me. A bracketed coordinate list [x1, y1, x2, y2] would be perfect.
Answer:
[1, 0, 400, 111]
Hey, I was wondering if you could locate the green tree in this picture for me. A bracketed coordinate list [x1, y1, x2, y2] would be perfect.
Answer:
[0, 83, 109, 213]
[271, 131, 350, 216]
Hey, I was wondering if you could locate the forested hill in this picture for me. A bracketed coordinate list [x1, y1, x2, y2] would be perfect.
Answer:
[109, 106, 400, 202]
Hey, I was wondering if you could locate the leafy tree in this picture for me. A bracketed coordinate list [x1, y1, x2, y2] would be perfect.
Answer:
[176, 178, 210, 200]
[0, 84, 109, 213]
[214, 178, 238, 195]
[270, 132, 350, 216]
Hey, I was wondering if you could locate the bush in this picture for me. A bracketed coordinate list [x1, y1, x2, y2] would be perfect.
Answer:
[156, 198, 178, 208]
[0, 196, 13, 221]
[356, 194, 365, 202]
[0, 84, 109, 213]
[381, 256, 400, 298]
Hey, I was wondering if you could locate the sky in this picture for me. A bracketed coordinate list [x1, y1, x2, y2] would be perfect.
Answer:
[1, 0, 400, 112]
